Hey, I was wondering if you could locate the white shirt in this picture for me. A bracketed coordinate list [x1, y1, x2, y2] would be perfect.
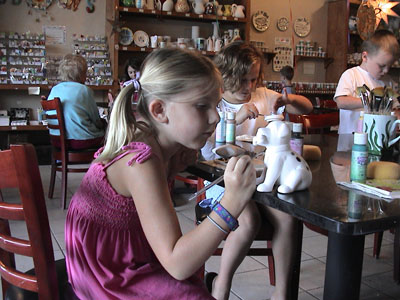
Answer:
[334, 66, 385, 151]
[334, 66, 385, 135]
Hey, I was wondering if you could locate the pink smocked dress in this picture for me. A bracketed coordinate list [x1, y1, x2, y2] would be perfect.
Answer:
[65, 142, 213, 300]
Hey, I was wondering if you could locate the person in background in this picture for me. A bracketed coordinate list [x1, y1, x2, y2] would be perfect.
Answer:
[47, 54, 105, 150]
[120, 57, 142, 88]
[201, 41, 312, 300]
[279, 65, 294, 95]
[65, 48, 256, 299]
[334, 29, 400, 151]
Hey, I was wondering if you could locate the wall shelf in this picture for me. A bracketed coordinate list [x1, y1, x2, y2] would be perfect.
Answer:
[294, 55, 334, 69]
[0, 125, 48, 131]
[0, 84, 112, 90]
[118, 7, 248, 23]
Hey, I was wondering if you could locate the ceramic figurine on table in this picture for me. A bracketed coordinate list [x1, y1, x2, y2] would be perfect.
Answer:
[253, 115, 312, 193]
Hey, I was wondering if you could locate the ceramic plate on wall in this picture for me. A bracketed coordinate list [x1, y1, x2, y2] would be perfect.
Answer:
[252, 10, 269, 32]
[119, 27, 134, 46]
[27, 0, 53, 10]
[133, 30, 149, 47]
[277, 17, 289, 31]
[294, 17, 311, 37]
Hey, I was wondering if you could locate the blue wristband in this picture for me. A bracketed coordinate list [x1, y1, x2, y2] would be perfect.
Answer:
[212, 202, 239, 231]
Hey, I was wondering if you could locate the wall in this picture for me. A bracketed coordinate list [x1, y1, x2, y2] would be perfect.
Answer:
[0, 1, 107, 116]
[250, 0, 329, 83]
[0, 0, 331, 116]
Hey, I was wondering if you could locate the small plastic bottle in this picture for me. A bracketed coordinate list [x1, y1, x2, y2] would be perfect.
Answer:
[347, 190, 363, 221]
[215, 110, 226, 143]
[350, 132, 368, 183]
[225, 112, 236, 144]
[290, 123, 304, 156]
[356, 111, 364, 133]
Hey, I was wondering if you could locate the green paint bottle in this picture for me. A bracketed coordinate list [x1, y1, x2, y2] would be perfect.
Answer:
[350, 132, 368, 183]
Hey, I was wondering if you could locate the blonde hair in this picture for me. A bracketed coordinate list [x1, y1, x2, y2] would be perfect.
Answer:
[96, 48, 221, 162]
[214, 41, 264, 93]
[58, 54, 87, 83]
[362, 29, 400, 59]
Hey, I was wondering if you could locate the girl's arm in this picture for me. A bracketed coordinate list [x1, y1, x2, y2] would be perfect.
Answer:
[109, 153, 255, 280]
[335, 95, 363, 110]
[272, 88, 313, 115]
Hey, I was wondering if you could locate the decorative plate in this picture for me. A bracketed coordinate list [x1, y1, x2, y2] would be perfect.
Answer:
[277, 17, 289, 32]
[252, 10, 269, 32]
[119, 27, 134, 46]
[357, 2, 375, 40]
[294, 17, 311, 37]
[26, 0, 53, 10]
[133, 30, 149, 48]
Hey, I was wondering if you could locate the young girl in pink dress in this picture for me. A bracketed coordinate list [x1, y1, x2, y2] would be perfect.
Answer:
[65, 48, 257, 299]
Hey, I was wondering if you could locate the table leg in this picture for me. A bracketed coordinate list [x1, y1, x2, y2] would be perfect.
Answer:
[394, 225, 400, 284]
[323, 232, 365, 300]
[291, 220, 303, 300]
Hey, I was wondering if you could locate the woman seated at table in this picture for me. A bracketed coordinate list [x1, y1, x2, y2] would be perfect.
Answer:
[47, 54, 105, 149]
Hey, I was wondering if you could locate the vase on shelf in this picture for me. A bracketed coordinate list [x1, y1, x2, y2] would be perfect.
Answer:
[175, 0, 189, 13]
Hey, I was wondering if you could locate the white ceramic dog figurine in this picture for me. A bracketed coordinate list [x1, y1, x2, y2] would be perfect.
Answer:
[253, 119, 312, 194]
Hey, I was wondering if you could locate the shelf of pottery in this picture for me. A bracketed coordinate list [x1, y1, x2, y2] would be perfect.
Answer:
[72, 34, 113, 86]
[0, 32, 47, 85]
[115, 0, 248, 54]
[265, 81, 338, 95]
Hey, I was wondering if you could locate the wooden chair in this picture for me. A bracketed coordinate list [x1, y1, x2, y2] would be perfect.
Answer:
[40, 97, 98, 209]
[0, 143, 77, 300]
[174, 175, 276, 286]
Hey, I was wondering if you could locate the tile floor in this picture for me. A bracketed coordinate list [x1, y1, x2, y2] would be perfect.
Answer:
[3, 165, 400, 300]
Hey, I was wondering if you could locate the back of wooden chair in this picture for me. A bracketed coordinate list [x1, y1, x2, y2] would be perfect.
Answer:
[288, 112, 339, 135]
[40, 97, 67, 156]
[0, 144, 59, 299]
[40, 97, 96, 209]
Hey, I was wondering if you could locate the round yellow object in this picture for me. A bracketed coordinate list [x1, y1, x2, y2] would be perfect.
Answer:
[367, 161, 400, 179]
[303, 145, 322, 161]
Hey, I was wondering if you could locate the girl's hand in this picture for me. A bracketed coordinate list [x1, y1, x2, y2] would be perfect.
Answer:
[236, 103, 260, 125]
[271, 88, 291, 113]
[222, 155, 256, 216]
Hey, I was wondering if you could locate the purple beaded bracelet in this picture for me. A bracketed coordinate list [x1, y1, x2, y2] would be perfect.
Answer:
[212, 202, 239, 231]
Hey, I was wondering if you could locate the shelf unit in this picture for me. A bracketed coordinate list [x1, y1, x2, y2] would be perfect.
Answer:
[106, 0, 250, 92]
[72, 35, 114, 86]
[0, 32, 47, 86]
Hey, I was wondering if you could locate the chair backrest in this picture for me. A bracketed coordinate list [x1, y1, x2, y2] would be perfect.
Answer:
[40, 97, 66, 150]
[301, 112, 339, 134]
[288, 112, 339, 134]
[0, 144, 59, 300]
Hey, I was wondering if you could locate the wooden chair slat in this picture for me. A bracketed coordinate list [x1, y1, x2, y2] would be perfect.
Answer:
[0, 203, 25, 220]
[0, 262, 38, 292]
[0, 234, 32, 256]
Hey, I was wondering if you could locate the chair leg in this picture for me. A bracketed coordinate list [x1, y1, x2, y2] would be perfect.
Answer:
[373, 231, 384, 259]
[48, 157, 56, 199]
[61, 161, 68, 209]
[267, 240, 276, 286]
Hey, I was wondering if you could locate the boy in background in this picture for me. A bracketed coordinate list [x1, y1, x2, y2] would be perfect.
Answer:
[334, 29, 400, 151]
[280, 65, 294, 95]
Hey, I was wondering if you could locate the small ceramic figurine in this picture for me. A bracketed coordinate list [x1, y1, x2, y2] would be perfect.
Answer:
[253, 116, 312, 194]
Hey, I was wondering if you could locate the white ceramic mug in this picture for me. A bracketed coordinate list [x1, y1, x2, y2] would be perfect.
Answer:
[150, 35, 158, 48]
[363, 113, 400, 156]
